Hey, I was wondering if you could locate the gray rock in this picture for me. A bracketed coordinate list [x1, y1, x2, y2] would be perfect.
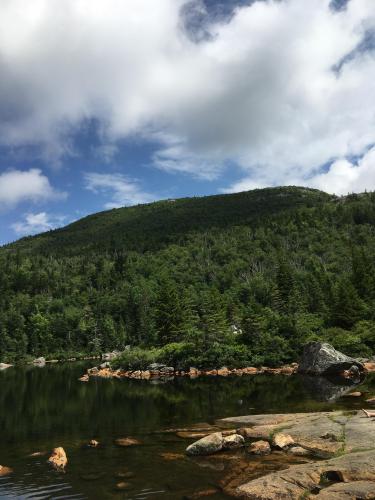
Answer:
[148, 363, 167, 371]
[102, 351, 120, 361]
[248, 440, 271, 455]
[298, 342, 364, 375]
[222, 434, 244, 450]
[233, 451, 375, 499]
[33, 357, 46, 366]
[288, 446, 311, 457]
[0, 363, 12, 370]
[99, 362, 110, 369]
[186, 432, 223, 456]
[160, 366, 174, 374]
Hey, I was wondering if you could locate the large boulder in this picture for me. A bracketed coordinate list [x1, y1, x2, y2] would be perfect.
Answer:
[33, 357, 46, 366]
[298, 342, 364, 375]
[186, 432, 224, 456]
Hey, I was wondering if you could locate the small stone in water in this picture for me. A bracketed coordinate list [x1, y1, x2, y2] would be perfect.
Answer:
[114, 437, 141, 447]
[80, 472, 106, 481]
[88, 439, 99, 447]
[115, 481, 133, 490]
[115, 471, 135, 479]
[0, 465, 13, 476]
[159, 452, 185, 460]
[47, 447, 67, 470]
[28, 451, 47, 457]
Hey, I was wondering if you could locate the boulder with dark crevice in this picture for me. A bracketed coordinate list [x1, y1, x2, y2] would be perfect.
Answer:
[298, 342, 364, 376]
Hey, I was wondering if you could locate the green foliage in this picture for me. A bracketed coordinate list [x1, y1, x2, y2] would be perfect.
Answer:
[1, 186, 375, 366]
[112, 347, 159, 370]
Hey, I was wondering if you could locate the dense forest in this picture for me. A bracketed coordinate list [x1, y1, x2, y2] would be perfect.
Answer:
[1, 186, 375, 368]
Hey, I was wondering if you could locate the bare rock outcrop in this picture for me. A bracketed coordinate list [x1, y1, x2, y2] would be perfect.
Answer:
[298, 342, 364, 376]
[233, 451, 375, 499]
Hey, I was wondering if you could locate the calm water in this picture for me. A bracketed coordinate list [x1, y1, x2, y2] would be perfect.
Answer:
[1, 362, 375, 499]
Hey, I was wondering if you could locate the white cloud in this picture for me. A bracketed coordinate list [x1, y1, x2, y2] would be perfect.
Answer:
[303, 147, 375, 195]
[0, 0, 375, 186]
[11, 211, 67, 236]
[224, 146, 375, 195]
[84, 172, 155, 208]
[0, 168, 66, 209]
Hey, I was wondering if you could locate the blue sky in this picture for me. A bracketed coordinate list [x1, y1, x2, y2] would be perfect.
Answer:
[0, 0, 374, 245]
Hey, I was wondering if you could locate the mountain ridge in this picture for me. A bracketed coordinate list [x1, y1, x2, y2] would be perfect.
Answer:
[1, 184, 375, 367]
[3, 186, 335, 255]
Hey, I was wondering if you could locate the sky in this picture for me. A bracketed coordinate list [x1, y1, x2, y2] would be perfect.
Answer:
[1, 0, 375, 244]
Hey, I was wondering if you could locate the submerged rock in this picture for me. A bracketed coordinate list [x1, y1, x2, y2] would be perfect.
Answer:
[115, 470, 135, 479]
[115, 481, 132, 490]
[28, 451, 47, 457]
[114, 437, 141, 447]
[47, 447, 67, 470]
[298, 342, 364, 376]
[159, 452, 185, 461]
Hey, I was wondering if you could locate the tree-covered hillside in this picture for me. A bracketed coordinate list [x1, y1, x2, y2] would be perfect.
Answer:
[1, 186, 375, 367]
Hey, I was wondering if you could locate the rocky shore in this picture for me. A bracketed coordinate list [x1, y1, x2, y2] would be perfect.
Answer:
[180, 409, 375, 498]
[79, 343, 375, 382]
[79, 363, 299, 382]
[80, 361, 375, 382]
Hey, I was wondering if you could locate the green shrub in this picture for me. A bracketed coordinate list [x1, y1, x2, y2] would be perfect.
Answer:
[111, 347, 160, 370]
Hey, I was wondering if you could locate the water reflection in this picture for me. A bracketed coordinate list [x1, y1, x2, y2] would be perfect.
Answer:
[0, 363, 374, 499]
[301, 374, 364, 402]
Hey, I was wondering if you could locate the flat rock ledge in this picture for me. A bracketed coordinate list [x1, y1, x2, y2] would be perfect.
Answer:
[234, 451, 375, 499]
[215, 410, 375, 499]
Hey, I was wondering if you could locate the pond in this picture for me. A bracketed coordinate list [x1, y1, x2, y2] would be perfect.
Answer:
[0, 362, 374, 499]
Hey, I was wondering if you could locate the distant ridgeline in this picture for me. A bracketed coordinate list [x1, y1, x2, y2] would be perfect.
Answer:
[1, 186, 375, 367]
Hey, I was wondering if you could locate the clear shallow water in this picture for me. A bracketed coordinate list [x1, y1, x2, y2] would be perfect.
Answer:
[1, 362, 375, 499]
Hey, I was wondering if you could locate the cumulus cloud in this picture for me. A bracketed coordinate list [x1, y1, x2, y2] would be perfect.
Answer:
[0, 168, 66, 209]
[1, 0, 375, 187]
[224, 146, 375, 195]
[11, 211, 67, 236]
[304, 147, 375, 195]
[84, 172, 155, 208]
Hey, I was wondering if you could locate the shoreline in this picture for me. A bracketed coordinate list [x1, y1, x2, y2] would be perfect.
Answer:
[80, 360, 375, 382]
[80, 364, 299, 382]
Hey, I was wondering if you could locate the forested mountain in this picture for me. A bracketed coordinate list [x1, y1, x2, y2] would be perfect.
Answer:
[1, 186, 375, 367]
